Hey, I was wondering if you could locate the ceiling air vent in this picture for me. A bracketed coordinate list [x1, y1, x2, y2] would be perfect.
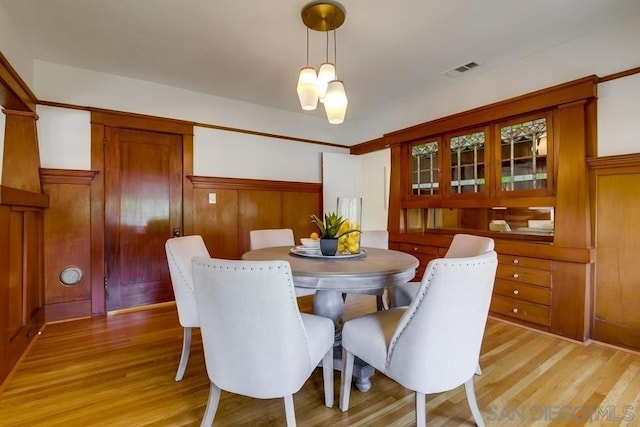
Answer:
[442, 61, 481, 78]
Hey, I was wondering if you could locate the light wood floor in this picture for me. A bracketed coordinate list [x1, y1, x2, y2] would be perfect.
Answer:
[1, 295, 639, 426]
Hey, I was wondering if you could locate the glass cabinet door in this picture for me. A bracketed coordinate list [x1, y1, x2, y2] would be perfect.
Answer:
[446, 129, 487, 195]
[498, 114, 551, 194]
[410, 139, 440, 196]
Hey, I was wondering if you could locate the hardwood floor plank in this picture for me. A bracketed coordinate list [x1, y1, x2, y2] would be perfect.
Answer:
[1, 295, 640, 426]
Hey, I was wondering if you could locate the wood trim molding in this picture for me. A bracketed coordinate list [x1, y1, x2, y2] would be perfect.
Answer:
[40, 99, 346, 149]
[0, 185, 48, 208]
[587, 153, 640, 170]
[597, 66, 640, 84]
[2, 109, 38, 119]
[384, 75, 598, 145]
[91, 110, 193, 135]
[188, 176, 322, 193]
[350, 137, 389, 155]
[0, 51, 37, 112]
[40, 168, 99, 184]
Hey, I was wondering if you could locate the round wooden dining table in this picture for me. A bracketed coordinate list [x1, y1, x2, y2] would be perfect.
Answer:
[242, 245, 419, 391]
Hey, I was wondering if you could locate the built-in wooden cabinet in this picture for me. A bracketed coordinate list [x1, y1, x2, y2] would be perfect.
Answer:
[386, 76, 596, 342]
[491, 254, 552, 328]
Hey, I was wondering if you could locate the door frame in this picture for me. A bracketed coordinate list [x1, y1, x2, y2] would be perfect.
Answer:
[90, 110, 193, 316]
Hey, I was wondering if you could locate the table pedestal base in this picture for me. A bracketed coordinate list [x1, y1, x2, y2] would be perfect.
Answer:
[330, 345, 374, 392]
[313, 289, 375, 392]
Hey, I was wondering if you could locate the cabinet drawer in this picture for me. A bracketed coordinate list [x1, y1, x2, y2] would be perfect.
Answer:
[497, 264, 551, 287]
[493, 279, 551, 305]
[490, 295, 550, 327]
[498, 254, 551, 270]
[397, 243, 439, 256]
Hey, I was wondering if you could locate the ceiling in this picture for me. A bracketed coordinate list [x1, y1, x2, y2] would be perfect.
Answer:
[2, 0, 640, 122]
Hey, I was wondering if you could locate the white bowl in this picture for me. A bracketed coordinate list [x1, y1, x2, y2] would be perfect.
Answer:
[300, 238, 320, 249]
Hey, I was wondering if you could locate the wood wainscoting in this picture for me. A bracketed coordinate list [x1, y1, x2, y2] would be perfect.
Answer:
[589, 153, 640, 351]
[189, 176, 322, 259]
[40, 169, 98, 322]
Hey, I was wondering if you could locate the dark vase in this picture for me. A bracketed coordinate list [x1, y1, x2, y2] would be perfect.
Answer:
[319, 238, 338, 256]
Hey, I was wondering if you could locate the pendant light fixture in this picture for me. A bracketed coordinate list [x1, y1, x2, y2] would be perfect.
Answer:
[296, 1, 348, 124]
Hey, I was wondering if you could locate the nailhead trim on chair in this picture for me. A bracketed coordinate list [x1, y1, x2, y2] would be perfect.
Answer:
[386, 257, 497, 366]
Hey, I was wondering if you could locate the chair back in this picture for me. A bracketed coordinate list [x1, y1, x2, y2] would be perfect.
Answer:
[249, 228, 295, 250]
[165, 235, 210, 327]
[444, 233, 494, 258]
[191, 258, 315, 399]
[360, 230, 389, 249]
[386, 251, 498, 394]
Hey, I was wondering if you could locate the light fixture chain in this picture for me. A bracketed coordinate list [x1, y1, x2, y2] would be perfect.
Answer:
[306, 28, 310, 66]
[333, 28, 338, 77]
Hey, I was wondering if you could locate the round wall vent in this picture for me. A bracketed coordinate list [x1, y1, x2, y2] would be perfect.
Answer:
[59, 266, 83, 287]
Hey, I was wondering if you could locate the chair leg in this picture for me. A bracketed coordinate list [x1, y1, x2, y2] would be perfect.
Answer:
[464, 377, 485, 427]
[339, 348, 354, 412]
[475, 363, 482, 376]
[322, 348, 334, 407]
[283, 394, 297, 427]
[200, 382, 221, 427]
[175, 327, 192, 381]
[415, 391, 426, 427]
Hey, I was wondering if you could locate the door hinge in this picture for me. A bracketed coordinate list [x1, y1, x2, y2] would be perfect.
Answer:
[104, 277, 108, 289]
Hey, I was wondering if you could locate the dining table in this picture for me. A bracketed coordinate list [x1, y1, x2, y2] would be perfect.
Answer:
[242, 245, 419, 392]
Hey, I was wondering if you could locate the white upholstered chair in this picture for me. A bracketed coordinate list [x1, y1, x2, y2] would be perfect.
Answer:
[249, 228, 295, 250]
[249, 228, 315, 297]
[192, 258, 335, 427]
[389, 234, 495, 308]
[339, 251, 498, 427]
[165, 235, 211, 381]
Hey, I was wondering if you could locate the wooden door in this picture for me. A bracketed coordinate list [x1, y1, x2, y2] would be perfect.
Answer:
[105, 127, 183, 311]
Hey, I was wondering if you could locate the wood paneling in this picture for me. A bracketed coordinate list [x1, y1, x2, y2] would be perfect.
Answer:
[384, 76, 597, 145]
[0, 206, 45, 384]
[2, 110, 41, 193]
[592, 166, 640, 350]
[0, 52, 37, 112]
[193, 188, 239, 259]
[0, 54, 45, 387]
[190, 176, 322, 259]
[41, 169, 98, 321]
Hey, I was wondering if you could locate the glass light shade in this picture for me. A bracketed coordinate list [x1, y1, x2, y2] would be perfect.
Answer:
[317, 62, 336, 103]
[297, 67, 319, 110]
[324, 80, 348, 124]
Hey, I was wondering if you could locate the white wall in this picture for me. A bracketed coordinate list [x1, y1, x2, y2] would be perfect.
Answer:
[360, 149, 390, 230]
[37, 105, 91, 169]
[194, 127, 346, 182]
[322, 150, 390, 230]
[597, 73, 640, 156]
[33, 60, 352, 146]
[0, 3, 34, 88]
[345, 14, 640, 145]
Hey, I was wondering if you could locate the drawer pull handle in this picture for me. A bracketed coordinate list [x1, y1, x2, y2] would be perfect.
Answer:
[513, 273, 519, 279]
[513, 259, 519, 265]
[512, 308, 519, 314]
[513, 289, 519, 295]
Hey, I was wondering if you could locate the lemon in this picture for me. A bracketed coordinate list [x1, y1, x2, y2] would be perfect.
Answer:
[310, 232, 319, 240]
